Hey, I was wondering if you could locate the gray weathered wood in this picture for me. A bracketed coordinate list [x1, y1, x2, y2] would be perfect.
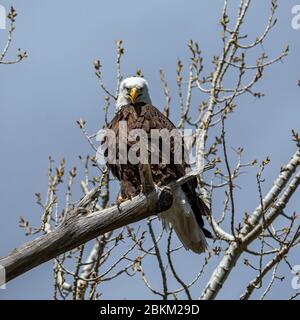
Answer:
[0, 164, 212, 285]
[0, 186, 173, 284]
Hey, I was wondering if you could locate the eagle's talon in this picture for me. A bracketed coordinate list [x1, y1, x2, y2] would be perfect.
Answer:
[117, 196, 126, 205]
[117, 195, 132, 205]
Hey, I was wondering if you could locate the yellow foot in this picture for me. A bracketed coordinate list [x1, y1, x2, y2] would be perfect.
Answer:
[117, 195, 132, 206]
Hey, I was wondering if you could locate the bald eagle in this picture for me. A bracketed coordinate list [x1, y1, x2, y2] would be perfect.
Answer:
[106, 77, 212, 253]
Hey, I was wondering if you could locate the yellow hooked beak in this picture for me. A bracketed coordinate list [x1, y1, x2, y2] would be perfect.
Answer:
[129, 87, 138, 104]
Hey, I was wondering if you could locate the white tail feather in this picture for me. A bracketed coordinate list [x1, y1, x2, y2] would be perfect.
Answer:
[159, 187, 207, 254]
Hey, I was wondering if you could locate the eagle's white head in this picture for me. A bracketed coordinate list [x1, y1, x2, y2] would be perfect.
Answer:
[116, 77, 152, 110]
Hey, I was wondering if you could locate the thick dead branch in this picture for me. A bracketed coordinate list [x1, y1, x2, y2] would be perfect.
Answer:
[0, 185, 173, 284]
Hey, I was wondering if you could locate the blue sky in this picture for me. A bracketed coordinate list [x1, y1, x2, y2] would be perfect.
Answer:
[0, 0, 299, 299]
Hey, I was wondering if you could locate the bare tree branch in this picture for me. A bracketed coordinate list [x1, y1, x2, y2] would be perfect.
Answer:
[200, 151, 300, 300]
[1, 168, 217, 284]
